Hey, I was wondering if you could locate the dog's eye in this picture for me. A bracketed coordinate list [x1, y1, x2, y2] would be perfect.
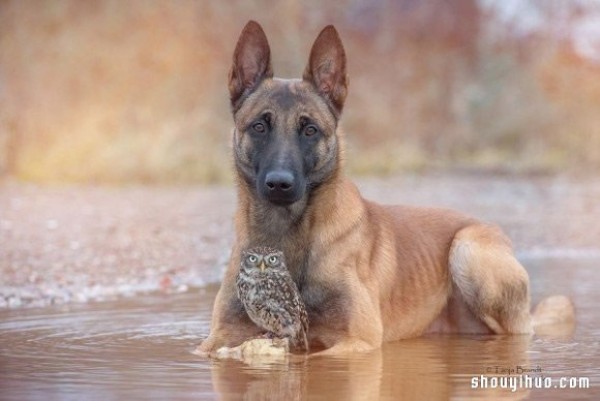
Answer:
[247, 255, 258, 263]
[304, 125, 318, 137]
[252, 122, 266, 133]
[268, 255, 278, 264]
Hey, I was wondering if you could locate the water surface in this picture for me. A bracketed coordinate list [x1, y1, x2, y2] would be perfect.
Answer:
[1, 258, 598, 400]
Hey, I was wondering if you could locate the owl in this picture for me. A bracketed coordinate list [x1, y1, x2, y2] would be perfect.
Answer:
[236, 246, 309, 352]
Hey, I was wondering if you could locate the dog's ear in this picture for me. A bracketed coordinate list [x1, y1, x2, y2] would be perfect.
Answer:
[229, 21, 273, 108]
[303, 25, 348, 115]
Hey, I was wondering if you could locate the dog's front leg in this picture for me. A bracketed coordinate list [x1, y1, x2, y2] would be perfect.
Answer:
[311, 338, 378, 356]
[307, 274, 384, 356]
[195, 268, 261, 356]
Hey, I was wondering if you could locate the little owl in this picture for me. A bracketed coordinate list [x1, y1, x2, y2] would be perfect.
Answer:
[236, 246, 309, 351]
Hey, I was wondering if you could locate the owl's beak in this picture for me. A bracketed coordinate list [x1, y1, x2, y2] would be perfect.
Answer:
[259, 261, 266, 272]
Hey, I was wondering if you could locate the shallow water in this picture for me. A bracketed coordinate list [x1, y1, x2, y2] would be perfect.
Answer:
[1, 258, 599, 400]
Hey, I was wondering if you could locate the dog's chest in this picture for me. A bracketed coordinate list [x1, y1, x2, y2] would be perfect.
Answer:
[297, 262, 350, 332]
[247, 207, 349, 331]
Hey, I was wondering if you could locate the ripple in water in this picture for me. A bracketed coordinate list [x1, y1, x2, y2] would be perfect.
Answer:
[0, 261, 599, 400]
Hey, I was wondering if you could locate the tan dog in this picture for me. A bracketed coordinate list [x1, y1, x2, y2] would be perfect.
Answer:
[197, 21, 571, 356]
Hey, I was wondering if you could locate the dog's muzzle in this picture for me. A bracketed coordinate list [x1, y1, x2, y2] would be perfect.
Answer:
[260, 169, 304, 206]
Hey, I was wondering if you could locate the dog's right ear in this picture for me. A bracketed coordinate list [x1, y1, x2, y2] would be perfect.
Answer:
[229, 21, 273, 108]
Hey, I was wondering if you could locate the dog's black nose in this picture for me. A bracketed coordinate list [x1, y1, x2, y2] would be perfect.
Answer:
[265, 170, 294, 192]
[260, 168, 304, 206]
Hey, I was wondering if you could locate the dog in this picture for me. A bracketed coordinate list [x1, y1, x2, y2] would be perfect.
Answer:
[196, 21, 573, 356]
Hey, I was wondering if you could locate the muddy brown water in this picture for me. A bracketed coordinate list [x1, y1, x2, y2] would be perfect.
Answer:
[1, 258, 599, 400]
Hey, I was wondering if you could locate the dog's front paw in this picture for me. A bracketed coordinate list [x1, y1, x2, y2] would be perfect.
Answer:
[193, 335, 222, 357]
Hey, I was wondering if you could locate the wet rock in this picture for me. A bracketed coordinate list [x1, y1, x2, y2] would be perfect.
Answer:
[212, 338, 289, 365]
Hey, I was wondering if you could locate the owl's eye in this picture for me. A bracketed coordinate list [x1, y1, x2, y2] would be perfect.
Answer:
[247, 255, 258, 263]
[268, 255, 278, 264]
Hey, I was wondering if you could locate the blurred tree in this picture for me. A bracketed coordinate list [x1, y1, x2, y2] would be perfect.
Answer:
[0, 0, 599, 182]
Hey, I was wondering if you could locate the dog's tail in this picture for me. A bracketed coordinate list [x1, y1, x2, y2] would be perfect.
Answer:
[531, 295, 575, 336]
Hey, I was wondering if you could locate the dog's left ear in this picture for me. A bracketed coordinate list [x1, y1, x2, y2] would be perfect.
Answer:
[303, 25, 348, 116]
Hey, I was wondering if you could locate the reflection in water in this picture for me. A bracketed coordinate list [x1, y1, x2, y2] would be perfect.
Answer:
[209, 336, 532, 400]
[0, 259, 598, 400]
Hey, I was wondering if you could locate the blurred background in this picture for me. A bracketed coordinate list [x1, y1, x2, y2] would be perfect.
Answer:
[1, 0, 600, 184]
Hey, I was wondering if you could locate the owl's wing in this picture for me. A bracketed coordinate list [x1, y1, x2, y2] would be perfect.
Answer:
[280, 273, 309, 330]
[288, 275, 310, 351]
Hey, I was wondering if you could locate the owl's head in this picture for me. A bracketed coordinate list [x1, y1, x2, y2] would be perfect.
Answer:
[241, 246, 285, 274]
